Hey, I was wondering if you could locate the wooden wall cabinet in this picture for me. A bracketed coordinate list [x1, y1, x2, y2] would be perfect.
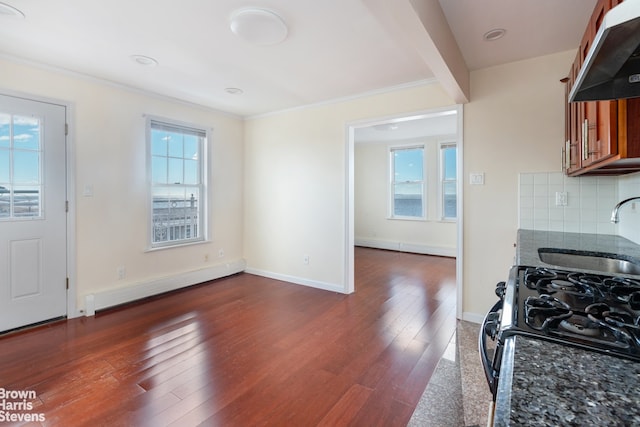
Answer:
[562, 0, 640, 176]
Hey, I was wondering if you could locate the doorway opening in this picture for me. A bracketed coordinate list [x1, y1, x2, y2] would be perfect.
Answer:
[345, 105, 463, 319]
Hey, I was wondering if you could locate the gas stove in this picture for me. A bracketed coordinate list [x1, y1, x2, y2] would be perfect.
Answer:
[480, 265, 640, 398]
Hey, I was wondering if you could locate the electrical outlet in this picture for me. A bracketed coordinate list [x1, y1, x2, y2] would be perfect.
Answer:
[218, 249, 225, 258]
[204, 253, 209, 262]
[117, 266, 126, 280]
[555, 191, 568, 206]
[303, 255, 310, 265]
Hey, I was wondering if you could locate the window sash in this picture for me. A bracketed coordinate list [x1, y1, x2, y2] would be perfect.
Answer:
[440, 143, 457, 220]
[390, 145, 425, 219]
[148, 117, 207, 248]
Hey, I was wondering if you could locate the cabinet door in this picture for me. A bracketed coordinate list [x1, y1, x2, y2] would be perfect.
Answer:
[583, 0, 618, 166]
[567, 55, 582, 174]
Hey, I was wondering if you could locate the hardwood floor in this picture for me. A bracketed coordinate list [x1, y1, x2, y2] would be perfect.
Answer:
[0, 247, 457, 427]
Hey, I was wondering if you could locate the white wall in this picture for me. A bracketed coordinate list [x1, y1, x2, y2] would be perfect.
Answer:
[0, 57, 245, 314]
[354, 137, 457, 257]
[243, 84, 456, 291]
[463, 50, 575, 321]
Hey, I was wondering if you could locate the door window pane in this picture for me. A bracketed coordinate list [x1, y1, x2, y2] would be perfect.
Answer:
[0, 114, 9, 149]
[13, 186, 40, 217]
[0, 113, 42, 220]
[0, 150, 8, 182]
[13, 116, 40, 150]
[13, 151, 40, 184]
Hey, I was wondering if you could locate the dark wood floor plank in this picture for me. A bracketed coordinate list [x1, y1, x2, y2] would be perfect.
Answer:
[0, 247, 457, 426]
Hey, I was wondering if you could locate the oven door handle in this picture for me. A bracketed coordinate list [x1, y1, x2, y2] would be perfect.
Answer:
[479, 299, 502, 395]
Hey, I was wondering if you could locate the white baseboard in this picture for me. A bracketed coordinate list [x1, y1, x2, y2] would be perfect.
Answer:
[462, 312, 484, 324]
[84, 259, 246, 316]
[355, 238, 456, 258]
[244, 267, 346, 294]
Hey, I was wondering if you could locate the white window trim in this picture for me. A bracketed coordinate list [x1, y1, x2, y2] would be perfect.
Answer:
[145, 115, 210, 250]
[388, 144, 426, 221]
[439, 141, 457, 222]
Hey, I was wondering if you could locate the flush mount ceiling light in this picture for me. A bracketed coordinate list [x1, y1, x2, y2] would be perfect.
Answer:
[0, 2, 25, 18]
[229, 8, 288, 46]
[483, 28, 506, 41]
[130, 55, 158, 67]
[225, 87, 244, 95]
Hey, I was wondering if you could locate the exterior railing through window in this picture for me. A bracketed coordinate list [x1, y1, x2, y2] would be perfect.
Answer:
[152, 193, 198, 243]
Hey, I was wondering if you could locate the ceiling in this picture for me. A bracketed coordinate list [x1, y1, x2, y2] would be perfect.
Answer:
[354, 109, 458, 144]
[0, 0, 597, 117]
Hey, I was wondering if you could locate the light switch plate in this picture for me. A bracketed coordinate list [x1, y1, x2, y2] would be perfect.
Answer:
[469, 173, 485, 185]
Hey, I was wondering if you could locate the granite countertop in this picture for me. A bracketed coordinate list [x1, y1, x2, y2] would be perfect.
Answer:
[494, 336, 640, 427]
[515, 229, 640, 271]
[493, 230, 640, 426]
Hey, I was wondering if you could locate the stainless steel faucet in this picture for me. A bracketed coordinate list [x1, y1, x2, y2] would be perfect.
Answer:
[610, 197, 640, 223]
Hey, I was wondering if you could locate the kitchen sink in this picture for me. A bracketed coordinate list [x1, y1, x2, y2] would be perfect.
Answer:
[537, 248, 640, 275]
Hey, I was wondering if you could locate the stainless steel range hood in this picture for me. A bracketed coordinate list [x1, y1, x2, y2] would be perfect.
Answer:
[569, 0, 640, 102]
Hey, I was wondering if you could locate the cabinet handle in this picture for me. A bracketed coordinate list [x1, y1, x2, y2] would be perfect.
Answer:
[582, 119, 589, 161]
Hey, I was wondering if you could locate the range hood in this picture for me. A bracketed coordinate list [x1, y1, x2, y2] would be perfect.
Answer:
[569, 0, 640, 102]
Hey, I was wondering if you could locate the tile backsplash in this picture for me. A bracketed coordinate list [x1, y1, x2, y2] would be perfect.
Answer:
[519, 171, 640, 240]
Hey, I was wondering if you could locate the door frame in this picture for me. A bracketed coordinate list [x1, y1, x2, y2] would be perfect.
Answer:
[345, 104, 464, 319]
[0, 88, 78, 320]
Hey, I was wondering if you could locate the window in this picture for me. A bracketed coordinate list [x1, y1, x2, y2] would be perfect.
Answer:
[0, 113, 42, 219]
[147, 117, 207, 248]
[390, 146, 424, 219]
[441, 143, 457, 220]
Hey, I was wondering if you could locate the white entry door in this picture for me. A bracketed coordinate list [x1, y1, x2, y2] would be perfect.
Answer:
[0, 94, 67, 332]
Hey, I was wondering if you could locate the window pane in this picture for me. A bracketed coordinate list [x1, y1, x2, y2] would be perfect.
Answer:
[13, 116, 40, 150]
[0, 114, 9, 149]
[184, 135, 198, 160]
[168, 133, 183, 157]
[151, 131, 168, 156]
[184, 159, 198, 185]
[394, 182, 422, 217]
[13, 151, 40, 184]
[168, 158, 183, 184]
[443, 147, 456, 180]
[443, 181, 457, 218]
[152, 186, 173, 243]
[152, 156, 167, 184]
[394, 148, 423, 182]
[152, 186, 200, 244]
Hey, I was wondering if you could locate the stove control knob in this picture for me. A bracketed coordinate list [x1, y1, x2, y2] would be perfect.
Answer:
[495, 281, 506, 298]
[484, 312, 500, 340]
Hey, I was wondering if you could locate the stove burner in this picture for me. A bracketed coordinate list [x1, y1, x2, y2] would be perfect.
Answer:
[558, 318, 601, 337]
[604, 277, 640, 306]
[535, 274, 604, 298]
[586, 303, 640, 329]
[523, 268, 559, 290]
[524, 294, 572, 331]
